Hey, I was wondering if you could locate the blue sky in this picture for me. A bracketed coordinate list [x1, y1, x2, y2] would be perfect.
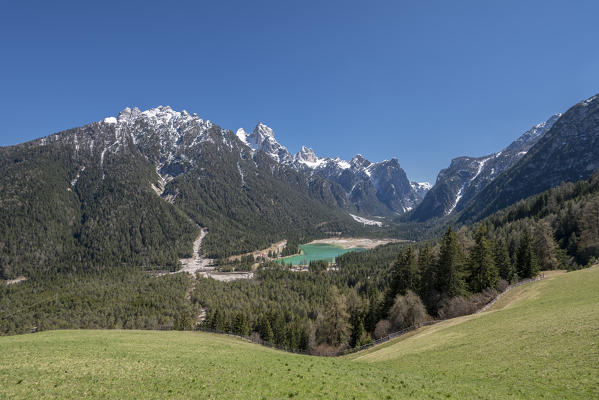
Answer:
[1, 1, 598, 182]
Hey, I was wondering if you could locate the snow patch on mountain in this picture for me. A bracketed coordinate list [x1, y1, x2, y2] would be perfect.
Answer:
[349, 214, 383, 227]
[410, 181, 432, 198]
[446, 186, 463, 215]
[582, 94, 598, 106]
[413, 112, 564, 221]
[236, 128, 248, 145]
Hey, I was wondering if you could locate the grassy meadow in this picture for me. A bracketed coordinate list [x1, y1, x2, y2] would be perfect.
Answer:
[1, 267, 598, 399]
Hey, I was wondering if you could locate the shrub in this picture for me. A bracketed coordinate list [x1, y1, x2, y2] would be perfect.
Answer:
[438, 288, 498, 319]
[388, 290, 429, 331]
[374, 320, 391, 339]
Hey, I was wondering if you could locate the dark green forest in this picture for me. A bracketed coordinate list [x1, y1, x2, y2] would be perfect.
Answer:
[2, 173, 599, 354]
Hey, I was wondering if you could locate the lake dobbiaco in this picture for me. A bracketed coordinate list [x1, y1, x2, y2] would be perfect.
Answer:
[280, 243, 365, 266]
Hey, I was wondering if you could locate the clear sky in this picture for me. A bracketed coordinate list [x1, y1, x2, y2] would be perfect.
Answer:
[1, 1, 598, 182]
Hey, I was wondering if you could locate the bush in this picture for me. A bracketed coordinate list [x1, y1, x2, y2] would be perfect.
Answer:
[310, 343, 340, 356]
[437, 288, 498, 319]
[437, 296, 473, 319]
[374, 320, 391, 339]
[388, 290, 429, 331]
[496, 279, 509, 292]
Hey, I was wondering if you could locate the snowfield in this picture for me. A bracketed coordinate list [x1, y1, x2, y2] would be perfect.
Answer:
[349, 214, 384, 226]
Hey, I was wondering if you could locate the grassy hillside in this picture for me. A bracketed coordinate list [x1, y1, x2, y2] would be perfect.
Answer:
[1, 267, 598, 399]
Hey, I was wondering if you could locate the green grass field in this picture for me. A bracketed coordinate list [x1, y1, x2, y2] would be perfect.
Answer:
[1, 267, 598, 399]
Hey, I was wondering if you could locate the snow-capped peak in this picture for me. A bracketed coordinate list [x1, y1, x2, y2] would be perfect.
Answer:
[410, 181, 432, 199]
[236, 128, 248, 144]
[297, 146, 317, 163]
[504, 113, 561, 154]
[103, 117, 117, 124]
[253, 122, 275, 139]
[294, 146, 327, 168]
[411, 181, 432, 191]
[238, 122, 292, 163]
[115, 106, 203, 128]
[350, 154, 372, 170]
[117, 107, 141, 123]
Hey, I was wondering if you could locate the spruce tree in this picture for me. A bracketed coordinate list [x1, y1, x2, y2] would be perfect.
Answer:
[258, 315, 274, 342]
[350, 317, 366, 348]
[436, 227, 466, 297]
[386, 246, 420, 311]
[232, 313, 250, 336]
[418, 242, 438, 308]
[517, 229, 540, 278]
[494, 238, 514, 282]
[468, 225, 498, 292]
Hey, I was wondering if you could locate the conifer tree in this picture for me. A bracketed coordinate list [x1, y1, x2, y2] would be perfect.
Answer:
[385, 246, 420, 312]
[468, 225, 498, 292]
[418, 242, 438, 308]
[494, 238, 514, 282]
[258, 315, 274, 342]
[436, 227, 466, 297]
[232, 312, 250, 336]
[517, 229, 540, 278]
[350, 317, 366, 348]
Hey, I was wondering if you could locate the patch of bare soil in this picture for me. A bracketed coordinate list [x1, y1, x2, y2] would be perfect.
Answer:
[227, 240, 287, 262]
[308, 237, 407, 249]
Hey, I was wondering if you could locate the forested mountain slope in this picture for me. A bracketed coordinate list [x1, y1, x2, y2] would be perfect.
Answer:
[411, 113, 561, 221]
[0, 107, 360, 278]
[460, 94, 599, 222]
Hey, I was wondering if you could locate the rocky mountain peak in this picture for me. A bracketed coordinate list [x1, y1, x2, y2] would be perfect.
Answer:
[504, 113, 562, 154]
[252, 122, 275, 139]
[411, 112, 565, 221]
[117, 107, 142, 123]
[350, 154, 371, 169]
[296, 146, 318, 163]
[240, 122, 291, 163]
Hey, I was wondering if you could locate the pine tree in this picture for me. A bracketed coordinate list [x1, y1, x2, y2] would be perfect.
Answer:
[232, 312, 250, 336]
[468, 225, 498, 292]
[385, 246, 420, 311]
[494, 238, 514, 282]
[436, 227, 466, 297]
[418, 242, 439, 310]
[364, 295, 381, 333]
[517, 229, 540, 278]
[350, 317, 366, 348]
[257, 315, 274, 342]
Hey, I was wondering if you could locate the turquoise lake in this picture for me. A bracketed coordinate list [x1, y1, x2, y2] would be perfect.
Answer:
[279, 243, 365, 266]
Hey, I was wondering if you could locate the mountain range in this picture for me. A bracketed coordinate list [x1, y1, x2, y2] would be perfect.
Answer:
[410, 113, 562, 221]
[236, 123, 428, 215]
[1, 93, 598, 278]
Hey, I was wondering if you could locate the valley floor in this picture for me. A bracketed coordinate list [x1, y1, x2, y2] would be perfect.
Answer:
[1, 267, 597, 399]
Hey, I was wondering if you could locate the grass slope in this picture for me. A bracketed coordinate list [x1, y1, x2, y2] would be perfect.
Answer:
[1, 267, 598, 399]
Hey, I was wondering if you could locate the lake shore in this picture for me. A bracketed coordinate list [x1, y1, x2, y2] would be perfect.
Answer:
[307, 237, 407, 249]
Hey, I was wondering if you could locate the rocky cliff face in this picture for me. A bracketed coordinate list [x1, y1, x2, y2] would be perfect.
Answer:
[233, 122, 428, 216]
[459, 94, 599, 223]
[411, 113, 562, 221]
